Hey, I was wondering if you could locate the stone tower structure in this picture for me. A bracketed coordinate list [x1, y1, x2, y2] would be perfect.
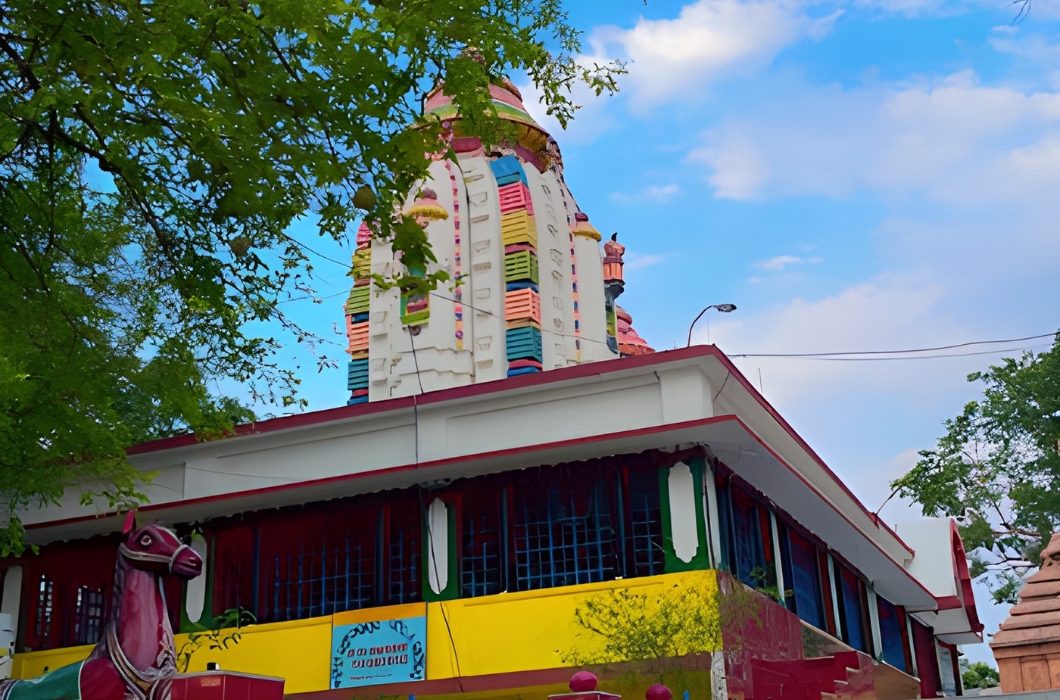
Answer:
[342, 77, 654, 403]
[991, 533, 1060, 692]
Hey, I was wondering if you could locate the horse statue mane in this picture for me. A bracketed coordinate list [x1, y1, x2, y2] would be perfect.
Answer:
[0, 514, 203, 700]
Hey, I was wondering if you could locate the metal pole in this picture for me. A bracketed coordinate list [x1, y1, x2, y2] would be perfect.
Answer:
[687, 305, 718, 347]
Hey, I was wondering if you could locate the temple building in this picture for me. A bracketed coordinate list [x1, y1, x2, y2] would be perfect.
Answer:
[0, 74, 983, 700]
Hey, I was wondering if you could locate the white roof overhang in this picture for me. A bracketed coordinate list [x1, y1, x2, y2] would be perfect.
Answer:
[18, 346, 944, 616]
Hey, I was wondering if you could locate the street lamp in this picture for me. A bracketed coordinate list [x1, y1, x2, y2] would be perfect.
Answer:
[686, 304, 737, 347]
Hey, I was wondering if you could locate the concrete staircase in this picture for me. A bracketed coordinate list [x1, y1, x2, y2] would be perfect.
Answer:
[745, 651, 876, 699]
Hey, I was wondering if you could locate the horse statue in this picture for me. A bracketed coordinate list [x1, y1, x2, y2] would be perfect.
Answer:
[0, 514, 203, 700]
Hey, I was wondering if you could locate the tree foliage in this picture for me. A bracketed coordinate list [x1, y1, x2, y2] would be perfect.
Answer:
[0, 0, 622, 554]
[960, 661, 999, 690]
[892, 333, 1060, 604]
[562, 579, 724, 667]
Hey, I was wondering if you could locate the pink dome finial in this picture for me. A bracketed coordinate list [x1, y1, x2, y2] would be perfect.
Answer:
[356, 222, 373, 247]
[569, 671, 598, 692]
[645, 685, 671, 700]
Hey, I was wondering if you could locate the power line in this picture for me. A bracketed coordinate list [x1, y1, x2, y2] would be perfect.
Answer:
[292, 238, 1058, 361]
[728, 332, 1057, 359]
[428, 291, 620, 351]
[794, 344, 1052, 362]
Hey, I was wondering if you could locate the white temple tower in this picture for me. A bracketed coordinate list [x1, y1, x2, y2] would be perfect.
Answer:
[343, 77, 653, 403]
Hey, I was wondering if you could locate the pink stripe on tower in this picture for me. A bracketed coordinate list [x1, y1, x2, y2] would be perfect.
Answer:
[445, 160, 464, 350]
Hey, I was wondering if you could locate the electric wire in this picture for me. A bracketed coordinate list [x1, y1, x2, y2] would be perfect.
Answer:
[287, 237, 1058, 362]
[793, 344, 1053, 362]
[428, 290, 617, 350]
[728, 332, 1057, 358]
[409, 325, 466, 689]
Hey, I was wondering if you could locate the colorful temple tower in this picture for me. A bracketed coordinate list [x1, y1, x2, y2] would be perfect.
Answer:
[342, 77, 651, 403]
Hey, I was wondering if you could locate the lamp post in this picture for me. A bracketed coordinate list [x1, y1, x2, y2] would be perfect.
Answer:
[686, 303, 737, 347]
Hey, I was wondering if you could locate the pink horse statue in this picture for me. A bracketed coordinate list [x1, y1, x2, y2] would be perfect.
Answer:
[0, 514, 203, 700]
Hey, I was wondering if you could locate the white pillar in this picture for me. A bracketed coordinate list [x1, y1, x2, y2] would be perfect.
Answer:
[0, 565, 21, 625]
[770, 511, 786, 605]
[867, 586, 884, 660]
[906, 612, 920, 677]
[184, 537, 209, 624]
[827, 553, 842, 636]
[703, 462, 723, 568]
[427, 498, 451, 595]
[668, 462, 700, 564]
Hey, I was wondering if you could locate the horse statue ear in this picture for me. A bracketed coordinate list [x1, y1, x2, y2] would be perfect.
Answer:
[122, 510, 137, 534]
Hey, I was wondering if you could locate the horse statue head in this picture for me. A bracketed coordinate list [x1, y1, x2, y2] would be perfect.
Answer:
[118, 519, 202, 580]
[0, 514, 204, 700]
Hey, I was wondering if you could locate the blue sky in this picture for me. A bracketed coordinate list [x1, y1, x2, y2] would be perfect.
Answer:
[273, 0, 1060, 665]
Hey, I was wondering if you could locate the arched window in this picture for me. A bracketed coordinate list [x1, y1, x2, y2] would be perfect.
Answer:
[73, 585, 106, 645]
[34, 574, 53, 641]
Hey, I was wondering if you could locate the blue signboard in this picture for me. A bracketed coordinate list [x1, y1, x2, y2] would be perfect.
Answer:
[330, 615, 427, 689]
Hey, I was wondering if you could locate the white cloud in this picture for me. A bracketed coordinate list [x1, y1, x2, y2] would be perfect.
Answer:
[753, 254, 824, 271]
[706, 273, 961, 403]
[595, 0, 841, 110]
[989, 28, 1060, 89]
[609, 183, 681, 204]
[691, 71, 1060, 204]
[624, 253, 666, 271]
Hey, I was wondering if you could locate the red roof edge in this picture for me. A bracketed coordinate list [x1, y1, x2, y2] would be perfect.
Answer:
[705, 346, 916, 558]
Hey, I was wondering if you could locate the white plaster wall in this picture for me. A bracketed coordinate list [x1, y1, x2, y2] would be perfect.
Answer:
[554, 173, 614, 363]
[893, 518, 959, 597]
[183, 415, 416, 499]
[462, 155, 506, 383]
[573, 233, 612, 361]
[659, 366, 715, 424]
[387, 161, 474, 398]
[441, 374, 664, 458]
[368, 236, 400, 402]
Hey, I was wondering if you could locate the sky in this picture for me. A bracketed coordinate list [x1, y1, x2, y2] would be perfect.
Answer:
[271, 0, 1060, 667]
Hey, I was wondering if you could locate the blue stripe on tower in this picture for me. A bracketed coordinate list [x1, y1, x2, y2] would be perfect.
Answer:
[347, 358, 369, 404]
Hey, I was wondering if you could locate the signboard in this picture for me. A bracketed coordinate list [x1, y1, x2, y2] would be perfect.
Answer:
[330, 611, 427, 689]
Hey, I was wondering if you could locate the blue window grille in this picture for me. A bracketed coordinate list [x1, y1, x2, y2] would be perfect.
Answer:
[512, 479, 618, 591]
[730, 484, 768, 588]
[264, 534, 375, 623]
[837, 563, 868, 653]
[34, 574, 53, 640]
[218, 557, 251, 612]
[626, 469, 664, 578]
[212, 526, 256, 616]
[785, 528, 825, 630]
[462, 509, 502, 598]
[877, 595, 908, 671]
[716, 475, 733, 572]
[388, 517, 421, 604]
